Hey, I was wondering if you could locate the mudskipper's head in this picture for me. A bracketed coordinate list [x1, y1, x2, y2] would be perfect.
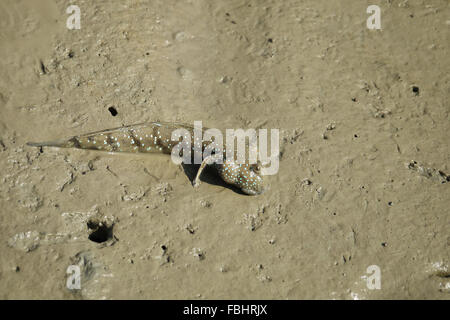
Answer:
[216, 160, 265, 195]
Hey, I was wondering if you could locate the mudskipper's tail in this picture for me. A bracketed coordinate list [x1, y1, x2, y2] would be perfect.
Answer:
[26, 139, 74, 148]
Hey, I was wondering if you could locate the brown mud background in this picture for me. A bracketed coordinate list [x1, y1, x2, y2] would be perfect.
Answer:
[0, 0, 448, 299]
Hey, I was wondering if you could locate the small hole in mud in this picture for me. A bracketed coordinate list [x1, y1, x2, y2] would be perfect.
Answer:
[87, 220, 114, 243]
[39, 60, 47, 74]
[108, 106, 118, 117]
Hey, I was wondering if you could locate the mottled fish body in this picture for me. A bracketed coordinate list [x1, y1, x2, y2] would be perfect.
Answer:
[27, 122, 265, 195]
[28, 122, 192, 154]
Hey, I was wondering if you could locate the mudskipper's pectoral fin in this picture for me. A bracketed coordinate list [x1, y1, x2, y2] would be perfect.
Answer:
[192, 154, 223, 188]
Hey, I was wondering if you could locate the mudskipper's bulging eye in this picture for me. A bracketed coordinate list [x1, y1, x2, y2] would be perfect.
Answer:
[251, 161, 262, 174]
